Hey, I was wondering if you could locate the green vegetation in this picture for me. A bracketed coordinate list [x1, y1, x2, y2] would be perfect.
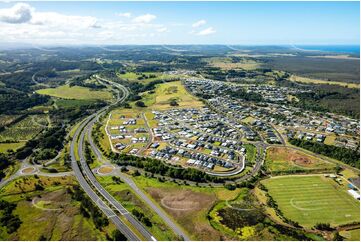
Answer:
[290, 75, 359, 89]
[0, 176, 115, 240]
[244, 144, 256, 164]
[291, 84, 360, 119]
[0, 142, 25, 153]
[209, 188, 321, 240]
[261, 175, 360, 228]
[132, 175, 241, 240]
[289, 138, 360, 168]
[97, 175, 178, 240]
[0, 115, 47, 142]
[36, 84, 113, 101]
[0, 200, 22, 234]
[136, 81, 203, 109]
[265, 147, 335, 174]
[113, 153, 223, 183]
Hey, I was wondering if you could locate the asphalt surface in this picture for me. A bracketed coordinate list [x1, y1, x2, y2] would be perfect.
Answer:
[88, 76, 189, 240]
[70, 115, 140, 241]
[87, 116, 190, 241]
[69, 76, 156, 241]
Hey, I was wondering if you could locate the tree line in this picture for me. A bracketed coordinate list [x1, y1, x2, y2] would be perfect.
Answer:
[289, 138, 359, 168]
[112, 153, 223, 183]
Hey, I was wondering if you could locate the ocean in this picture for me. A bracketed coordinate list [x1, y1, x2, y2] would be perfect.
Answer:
[294, 45, 360, 54]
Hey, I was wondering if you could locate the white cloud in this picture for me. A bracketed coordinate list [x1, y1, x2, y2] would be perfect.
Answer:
[31, 12, 101, 29]
[192, 19, 206, 28]
[132, 14, 156, 24]
[156, 27, 167, 33]
[0, 3, 33, 24]
[196, 27, 216, 36]
[118, 12, 131, 18]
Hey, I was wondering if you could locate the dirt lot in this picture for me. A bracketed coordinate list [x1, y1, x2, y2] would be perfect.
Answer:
[266, 147, 334, 173]
[147, 187, 227, 240]
[98, 165, 114, 174]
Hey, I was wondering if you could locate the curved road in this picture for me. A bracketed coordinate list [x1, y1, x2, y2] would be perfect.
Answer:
[86, 113, 190, 240]
[70, 76, 155, 241]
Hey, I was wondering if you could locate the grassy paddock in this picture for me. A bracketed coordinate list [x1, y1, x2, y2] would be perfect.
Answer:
[265, 146, 335, 173]
[36, 85, 113, 100]
[131, 175, 240, 240]
[262, 175, 360, 228]
[290, 75, 359, 89]
[0, 142, 26, 153]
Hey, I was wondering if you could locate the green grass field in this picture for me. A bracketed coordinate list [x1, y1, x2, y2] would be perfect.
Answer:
[36, 84, 113, 100]
[55, 98, 97, 108]
[135, 81, 203, 110]
[262, 175, 360, 228]
[0, 142, 26, 153]
[117, 71, 177, 84]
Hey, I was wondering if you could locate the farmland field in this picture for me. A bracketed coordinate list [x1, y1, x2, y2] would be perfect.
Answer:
[205, 57, 260, 70]
[262, 175, 360, 228]
[289, 75, 359, 89]
[137, 81, 203, 110]
[265, 147, 335, 173]
[0, 115, 48, 142]
[117, 71, 176, 84]
[36, 84, 113, 100]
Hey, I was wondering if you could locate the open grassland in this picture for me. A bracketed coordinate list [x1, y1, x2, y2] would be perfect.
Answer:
[0, 177, 113, 241]
[290, 75, 359, 89]
[96, 176, 178, 241]
[0, 142, 26, 153]
[265, 147, 335, 174]
[0, 115, 48, 142]
[245, 144, 257, 164]
[324, 134, 337, 145]
[132, 175, 240, 240]
[55, 98, 97, 108]
[137, 81, 203, 110]
[117, 71, 177, 84]
[205, 57, 260, 70]
[36, 84, 113, 100]
[262, 175, 360, 228]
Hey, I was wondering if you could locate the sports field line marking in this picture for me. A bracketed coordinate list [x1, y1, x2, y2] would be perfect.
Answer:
[289, 198, 322, 211]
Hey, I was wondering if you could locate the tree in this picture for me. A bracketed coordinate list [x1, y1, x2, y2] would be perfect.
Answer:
[335, 165, 342, 174]
[135, 101, 146, 107]
[333, 232, 344, 241]
[169, 100, 179, 106]
[112, 230, 127, 241]
[314, 223, 333, 231]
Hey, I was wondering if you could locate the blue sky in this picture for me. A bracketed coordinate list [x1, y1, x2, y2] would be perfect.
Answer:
[0, 1, 359, 45]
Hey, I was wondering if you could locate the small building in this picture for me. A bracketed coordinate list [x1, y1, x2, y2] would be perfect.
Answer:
[347, 189, 360, 200]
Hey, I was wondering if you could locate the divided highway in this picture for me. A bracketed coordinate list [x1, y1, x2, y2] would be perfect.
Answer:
[70, 76, 156, 241]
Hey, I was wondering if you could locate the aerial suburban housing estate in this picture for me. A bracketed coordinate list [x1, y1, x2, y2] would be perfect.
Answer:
[0, 1, 359, 241]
